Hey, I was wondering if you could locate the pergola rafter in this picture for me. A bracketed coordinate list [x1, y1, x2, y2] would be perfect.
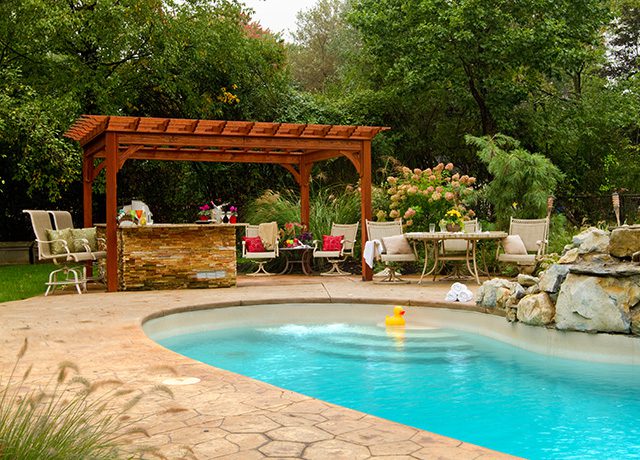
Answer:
[65, 115, 389, 291]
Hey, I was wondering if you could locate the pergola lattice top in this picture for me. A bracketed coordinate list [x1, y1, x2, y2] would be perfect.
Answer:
[66, 115, 385, 142]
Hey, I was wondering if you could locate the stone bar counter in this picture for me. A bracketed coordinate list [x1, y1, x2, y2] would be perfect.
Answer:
[97, 224, 244, 291]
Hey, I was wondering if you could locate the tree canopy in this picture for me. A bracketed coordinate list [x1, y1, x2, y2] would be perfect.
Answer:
[1, 0, 639, 239]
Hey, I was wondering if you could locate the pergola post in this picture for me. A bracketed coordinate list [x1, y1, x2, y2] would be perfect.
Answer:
[361, 140, 373, 281]
[83, 156, 93, 228]
[300, 161, 312, 229]
[105, 133, 118, 292]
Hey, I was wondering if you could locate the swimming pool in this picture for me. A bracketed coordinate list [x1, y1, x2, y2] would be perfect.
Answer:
[149, 304, 640, 459]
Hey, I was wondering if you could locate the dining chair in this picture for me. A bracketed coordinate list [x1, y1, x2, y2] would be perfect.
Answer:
[365, 220, 417, 283]
[497, 217, 549, 273]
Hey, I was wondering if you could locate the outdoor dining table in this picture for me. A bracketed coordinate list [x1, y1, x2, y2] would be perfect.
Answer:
[405, 231, 507, 285]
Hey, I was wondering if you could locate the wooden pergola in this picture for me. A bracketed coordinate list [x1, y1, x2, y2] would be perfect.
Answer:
[64, 115, 389, 291]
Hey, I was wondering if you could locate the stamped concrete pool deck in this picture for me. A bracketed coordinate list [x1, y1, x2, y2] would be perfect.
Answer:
[0, 275, 517, 459]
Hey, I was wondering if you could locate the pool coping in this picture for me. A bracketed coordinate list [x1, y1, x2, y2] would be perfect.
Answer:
[1, 278, 522, 459]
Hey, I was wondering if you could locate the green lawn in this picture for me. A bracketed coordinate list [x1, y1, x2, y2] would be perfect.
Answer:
[0, 263, 53, 302]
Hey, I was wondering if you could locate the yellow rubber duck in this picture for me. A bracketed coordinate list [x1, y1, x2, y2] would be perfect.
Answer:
[385, 306, 406, 327]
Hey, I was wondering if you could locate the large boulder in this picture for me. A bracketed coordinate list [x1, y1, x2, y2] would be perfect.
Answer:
[555, 274, 640, 333]
[631, 308, 640, 336]
[517, 292, 555, 326]
[516, 274, 539, 287]
[558, 248, 579, 264]
[538, 264, 570, 293]
[609, 225, 640, 259]
[476, 278, 520, 310]
[571, 227, 610, 255]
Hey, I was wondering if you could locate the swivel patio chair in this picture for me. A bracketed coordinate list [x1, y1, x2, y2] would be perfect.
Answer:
[497, 217, 549, 273]
[24, 210, 106, 295]
[365, 219, 418, 283]
[313, 222, 359, 276]
[242, 223, 279, 276]
[48, 210, 74, 230]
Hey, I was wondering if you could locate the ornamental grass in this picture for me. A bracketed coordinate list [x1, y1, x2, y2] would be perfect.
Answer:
[0, 339, 186, 460]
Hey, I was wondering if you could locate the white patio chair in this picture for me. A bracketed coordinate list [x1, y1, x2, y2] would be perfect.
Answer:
[23, 210, 106, 295]
[313, 222, 359, 276]
[48, 210, 74, 230]
[497, 217, 549, 272]
[242, 223, 279, 276]
[365, 220, 417, 283]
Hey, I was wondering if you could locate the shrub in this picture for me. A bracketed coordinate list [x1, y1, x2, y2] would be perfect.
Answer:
[243, 185, 362, 241]
[466, 133, 564, 228]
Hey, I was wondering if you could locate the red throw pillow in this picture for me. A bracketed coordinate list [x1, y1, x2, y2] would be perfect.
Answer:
[322, 234, 343, 251]
[242, 236, 265, 252]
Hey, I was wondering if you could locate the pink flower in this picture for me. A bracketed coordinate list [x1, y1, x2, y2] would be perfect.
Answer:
[389, 210, 400, 218]
[445, 163, 454, 171]
[387, 176, 398, 185]
[426, 186, 434, 193]
[432, 192, 442, 201]
[413, 168, 422, 175]
[445, 192, 455, 201]
[452, 173, 460, 180]
[404, 208, 416, 218]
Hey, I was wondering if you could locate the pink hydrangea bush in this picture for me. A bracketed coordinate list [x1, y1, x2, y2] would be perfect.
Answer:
[375, 162, 476, 231]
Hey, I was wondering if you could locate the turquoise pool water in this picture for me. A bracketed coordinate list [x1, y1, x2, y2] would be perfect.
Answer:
[158, 322, 640, 459]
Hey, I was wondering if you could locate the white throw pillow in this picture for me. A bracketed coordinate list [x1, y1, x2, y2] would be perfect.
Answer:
[502, 235, 528, 254]
[382, 235, 413, 254]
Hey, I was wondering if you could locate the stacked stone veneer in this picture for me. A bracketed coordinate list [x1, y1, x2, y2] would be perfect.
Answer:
[477, 225, 640, 336]
[100, 224, 237, 290]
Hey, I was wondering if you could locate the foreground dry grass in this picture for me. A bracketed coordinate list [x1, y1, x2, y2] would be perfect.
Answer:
[0, 275, 518, 459]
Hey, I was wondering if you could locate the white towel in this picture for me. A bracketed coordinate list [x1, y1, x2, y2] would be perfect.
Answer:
[363, 239, 383, 269]
[445, 283, 474, 302]
[445, 291, 458, 302]
[457, 289, 474, 303]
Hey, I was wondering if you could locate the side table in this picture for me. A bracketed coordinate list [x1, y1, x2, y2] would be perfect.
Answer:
[279, 246, 313, 275]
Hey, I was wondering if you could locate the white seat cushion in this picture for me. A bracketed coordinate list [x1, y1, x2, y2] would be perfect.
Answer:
[381, 253, 416, 263]
[498, 253, 536, 265]
[245, 251, 277, 259]
[314, 250, 341, 258]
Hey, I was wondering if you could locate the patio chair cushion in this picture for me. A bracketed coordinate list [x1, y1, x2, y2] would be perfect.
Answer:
[242, 236, 266, 252]
[502, 235, 527, 255]
[382, 235, 412, 254]
[45, 228, 73, 255]
[71, 227, 98, 252]
[322, 235, 343, 251]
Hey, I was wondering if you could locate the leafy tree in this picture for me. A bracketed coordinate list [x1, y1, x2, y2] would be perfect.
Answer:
[0, 0, 295, 239]
[466, 134, 564, 227]
[350, 0, 609, 135]
[289, 0, 360, 93]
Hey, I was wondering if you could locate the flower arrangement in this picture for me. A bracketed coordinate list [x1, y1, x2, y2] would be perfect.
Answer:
[280, 222, 313, 247]
[440, 208, 465, 231]
[375, 162, 476, 231]
[198, 202, 213, 218]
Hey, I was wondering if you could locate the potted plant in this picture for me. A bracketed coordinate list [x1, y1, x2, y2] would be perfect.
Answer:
[198, 202, 212, 221]
[440, 208, 464, 232]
